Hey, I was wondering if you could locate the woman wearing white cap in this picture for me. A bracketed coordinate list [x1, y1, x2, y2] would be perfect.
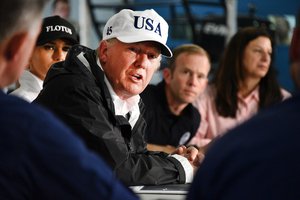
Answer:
[10, 15, 78, 102]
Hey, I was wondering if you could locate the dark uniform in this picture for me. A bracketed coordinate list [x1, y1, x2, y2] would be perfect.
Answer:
[187, 93, 300, 200]
[141, 81, 200, 146]
[0, 91, 137, 200]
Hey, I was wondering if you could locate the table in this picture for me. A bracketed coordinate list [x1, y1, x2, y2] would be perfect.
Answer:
[131, 184, 189, 200]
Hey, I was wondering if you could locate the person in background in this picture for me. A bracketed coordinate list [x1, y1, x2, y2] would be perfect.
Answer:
[10, 15, 78, 102]
[34, 9, 204, 186]
[52, 0, 80, 40]
[290, 8, 300, 91]
[140, 44, 211, 153]
[0, 0, 137, 199]
[187, 55, 300, 200]
[52, 0, 70, 19]
[189, 26, 291, 148]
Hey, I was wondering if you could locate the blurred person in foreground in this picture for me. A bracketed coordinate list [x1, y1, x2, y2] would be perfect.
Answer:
[0, 1, 137, 199]
[34, 9, 204, 186]
[290, 8, 300, 91]
[10, 15, 78, 102]
[141, 44, 210, 153]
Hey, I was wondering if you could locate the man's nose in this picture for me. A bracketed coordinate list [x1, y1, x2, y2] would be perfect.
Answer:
[135, 53, 150, 69]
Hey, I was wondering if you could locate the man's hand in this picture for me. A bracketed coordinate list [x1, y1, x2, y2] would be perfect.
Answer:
[173, 145, 205, 172]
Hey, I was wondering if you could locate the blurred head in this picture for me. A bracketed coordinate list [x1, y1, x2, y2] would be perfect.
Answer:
[29, 15, 78, 80]
[164, 44, 211, 105]
[0, 0, 48, 88]
[52, 0, 70, 19]
[99, 9, 171, 99]
[214, 27, 283, 117]
[289, 10, 300, 90]
[242, 36, 272, 83]
[216, 27, 274, 87]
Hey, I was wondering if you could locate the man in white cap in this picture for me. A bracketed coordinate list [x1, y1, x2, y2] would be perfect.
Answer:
[34, 9, 204, 186]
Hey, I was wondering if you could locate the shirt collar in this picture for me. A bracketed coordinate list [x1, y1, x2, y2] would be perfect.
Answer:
[238, 86, 260, 103]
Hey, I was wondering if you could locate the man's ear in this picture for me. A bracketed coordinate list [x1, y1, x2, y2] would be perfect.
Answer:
[0, 31, 32, 87]
[4, 32, 29, 63]
[98, 41, 108, 64]
[163, 68, 172, 84]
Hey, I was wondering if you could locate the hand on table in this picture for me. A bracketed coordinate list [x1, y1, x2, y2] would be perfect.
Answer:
[173, 145, 205, 172]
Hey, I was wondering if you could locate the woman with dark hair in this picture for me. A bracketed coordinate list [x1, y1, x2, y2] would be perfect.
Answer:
[189, 26, 291, 148]
[10, 15, 78, 102]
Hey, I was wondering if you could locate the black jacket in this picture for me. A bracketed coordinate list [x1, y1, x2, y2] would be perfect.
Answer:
[34, 45, 186, 186]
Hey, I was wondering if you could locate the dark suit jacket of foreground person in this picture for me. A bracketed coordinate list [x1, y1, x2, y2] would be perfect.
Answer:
[34, 45, 188, 186]
[0, 91, 137, 200]
[187, 92, 300, 200]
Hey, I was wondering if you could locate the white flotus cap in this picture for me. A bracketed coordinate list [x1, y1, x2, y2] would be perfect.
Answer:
[102, 9, 172, 57]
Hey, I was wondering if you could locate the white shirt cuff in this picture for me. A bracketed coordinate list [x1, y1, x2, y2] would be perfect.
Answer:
[170, 154, 194, 183]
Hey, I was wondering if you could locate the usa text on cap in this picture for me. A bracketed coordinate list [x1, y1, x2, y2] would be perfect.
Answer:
[103, 9, 172, 57]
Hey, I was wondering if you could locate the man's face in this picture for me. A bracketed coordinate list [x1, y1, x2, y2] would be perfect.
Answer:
[99, 40, 161, 99]
[29, 39, 72, 80]
[165, 52, 210, 104]
[3, 19, 42, 88]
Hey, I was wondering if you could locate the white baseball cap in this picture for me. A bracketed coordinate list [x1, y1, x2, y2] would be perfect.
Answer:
[103, 9, 172, 57]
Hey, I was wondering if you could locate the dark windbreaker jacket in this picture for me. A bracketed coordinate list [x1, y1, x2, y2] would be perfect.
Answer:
[34, 45, 187, 186]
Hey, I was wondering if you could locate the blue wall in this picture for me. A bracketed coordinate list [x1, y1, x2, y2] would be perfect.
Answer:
[238, 0, 300, 16]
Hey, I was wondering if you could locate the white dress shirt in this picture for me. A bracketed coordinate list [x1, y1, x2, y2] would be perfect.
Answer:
[10, 70, 43, 102]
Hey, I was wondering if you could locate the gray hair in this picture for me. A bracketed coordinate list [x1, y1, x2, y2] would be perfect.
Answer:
[0, 0, 48, 42]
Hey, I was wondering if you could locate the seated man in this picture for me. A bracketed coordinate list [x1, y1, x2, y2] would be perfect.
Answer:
[0, 0, 137, 199]
[34, 9, 203, 186]
[140, 44, 211, 153]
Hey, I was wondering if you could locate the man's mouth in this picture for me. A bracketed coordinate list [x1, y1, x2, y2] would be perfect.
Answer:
[133, 73, 142, 80]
